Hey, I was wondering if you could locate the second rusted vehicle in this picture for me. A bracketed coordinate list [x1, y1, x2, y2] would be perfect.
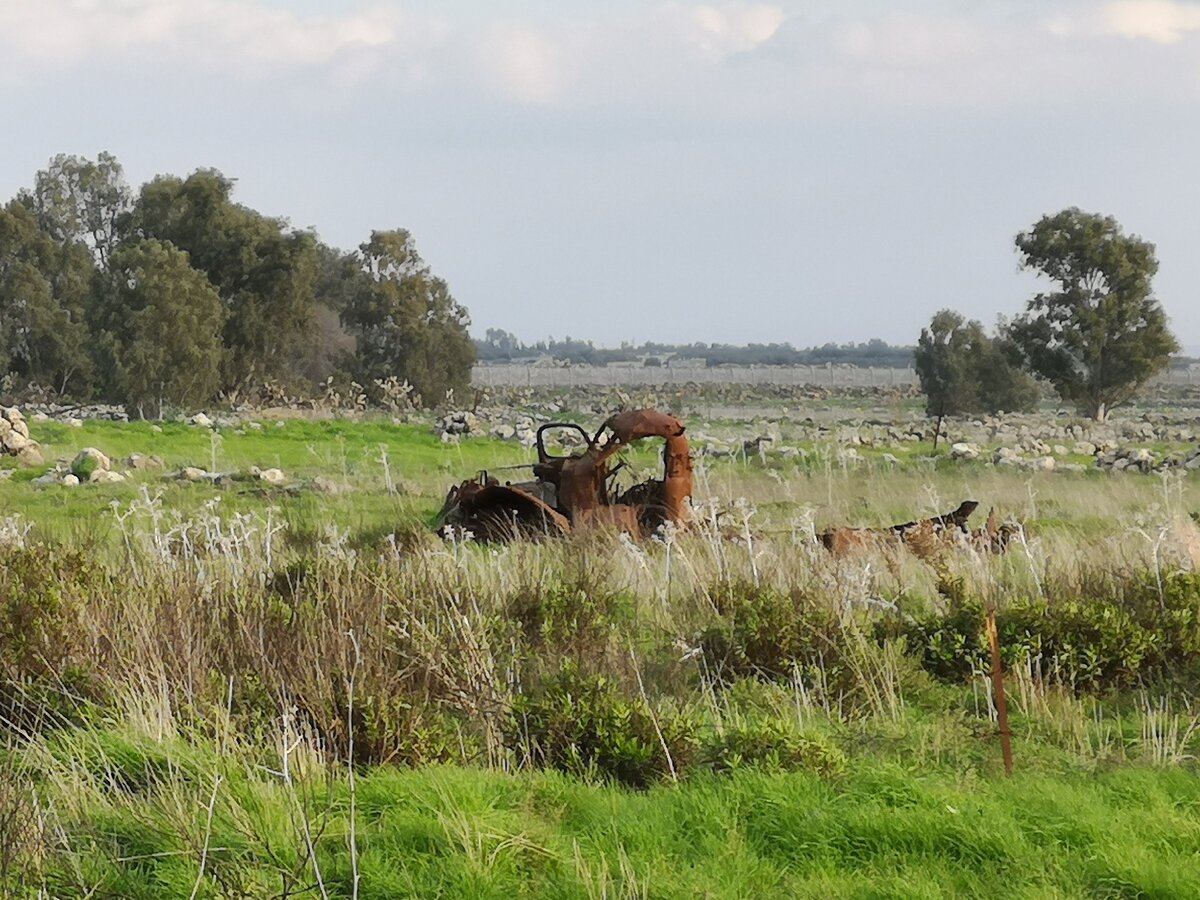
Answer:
[437, 408, 693, 541]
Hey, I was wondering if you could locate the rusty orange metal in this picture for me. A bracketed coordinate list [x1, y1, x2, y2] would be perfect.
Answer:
[437, 408, 693, 541]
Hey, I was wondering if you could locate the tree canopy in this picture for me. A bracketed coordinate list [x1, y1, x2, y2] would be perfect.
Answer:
[914, 310, 1039, 418]
[0, 152, 477, 414]
[1009, 208, 1179, 421]
[340, 230, 475, 404]
[90, 240, 226, 417]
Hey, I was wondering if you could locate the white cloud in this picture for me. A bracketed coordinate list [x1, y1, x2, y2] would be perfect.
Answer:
[0, 0, 430, 72]
[682, 4, 786, 57]
[474, 23, 570, 104]
[1102, 0, 1200, 43]
[1, 0, 1198, 114]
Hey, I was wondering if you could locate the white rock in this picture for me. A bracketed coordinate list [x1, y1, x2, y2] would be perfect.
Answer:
[66, 417, 84, 428]
[90, 469, 125, 484]
[32, 472, 61, 486]
[125, 453, 163, 470]
[258, 467, 286, 486]
[71, 447, 111, 478]
[180, 466, 209, 482]
[950, 442, 980, 461]
[16, 444, 43, 467]
[150, 424, 163, 433]
[31, 411, 50, 423]
[61, 473, 80, 487]
[190, 412, 214, 428]
[1, 430, 29, 452]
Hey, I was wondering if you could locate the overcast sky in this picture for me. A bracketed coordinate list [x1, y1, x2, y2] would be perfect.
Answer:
[2, 0, 1197, 349]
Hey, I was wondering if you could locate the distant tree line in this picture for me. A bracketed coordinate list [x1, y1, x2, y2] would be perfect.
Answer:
[915, 208, 1180, 422]
[0, 153, 475, 415]
[476, 331, 916, 368]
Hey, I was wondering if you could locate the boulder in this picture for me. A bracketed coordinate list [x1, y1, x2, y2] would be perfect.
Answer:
[189, 412, 214, 428]
[258, 467, 286, 486]
[180, 466, 210, 482]
[61, 473, 80, 487]
[311, 476, 351, 495]
[125, 453, 164, 470]
[950, 442, 980, 461]
[1, 430, 29, 453]
[71, 447, 111, 480]
[16, 444, 44, 467]
[90, 469, 126, 484]
[993, 447, 1021, 466]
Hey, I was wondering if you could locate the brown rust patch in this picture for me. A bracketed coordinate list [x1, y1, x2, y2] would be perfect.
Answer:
[437, 408, 693, 541]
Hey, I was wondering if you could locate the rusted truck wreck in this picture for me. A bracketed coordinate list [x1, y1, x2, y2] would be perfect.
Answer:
[437, 409, 693, 541]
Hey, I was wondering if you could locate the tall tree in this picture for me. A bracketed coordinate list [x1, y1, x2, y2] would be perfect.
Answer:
[914, 309, 1038, 426]
[131, 170, 319, 395]
[341, 230, 475, 403]
[90, 240, 225, 417]
[0, 201, 94, 395]
[1009, 208, 1179, 421]
[24, 152, 132, 268]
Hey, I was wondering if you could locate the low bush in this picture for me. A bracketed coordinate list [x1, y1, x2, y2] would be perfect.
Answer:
[511, 662, 695, 788]
[901, 572, 1200, 691]
[700, 719, 847, 776]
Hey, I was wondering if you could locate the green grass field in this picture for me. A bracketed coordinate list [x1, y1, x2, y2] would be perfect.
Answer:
[3, 411, 1200, 898]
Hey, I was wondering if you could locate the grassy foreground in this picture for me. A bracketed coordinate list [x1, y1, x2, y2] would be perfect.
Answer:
[7, 733, 1200, 899]
[4, 413, 1200, 898]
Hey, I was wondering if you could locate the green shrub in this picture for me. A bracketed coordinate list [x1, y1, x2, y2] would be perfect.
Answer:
[901, 572, 1200, 691]
[701, 720, 846, 776]
[699, 582, 844, 682]
[511, 662, 695, 788]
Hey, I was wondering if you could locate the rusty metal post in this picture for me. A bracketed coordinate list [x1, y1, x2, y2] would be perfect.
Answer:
[985, 607, 1014, 775]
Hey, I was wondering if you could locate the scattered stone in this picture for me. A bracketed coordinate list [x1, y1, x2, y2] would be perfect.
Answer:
[125, 453, 164, 470]
[311, 476, 351, 495]
[1021, 456, 1056, 472]
[180, 466, 210, 482]
[151, 424, 163, 433]
[950, 442, 980, 461]
[70, 447, 111, 480]
[66, 417, 84, 428]
[189, 412, 214, 428]
[993, 447, 1021, 466]
[90, 469, 126, 484]
[16, 444, 44, 467]
[61, 473, 80, 487]
[258, 467, 286, 486]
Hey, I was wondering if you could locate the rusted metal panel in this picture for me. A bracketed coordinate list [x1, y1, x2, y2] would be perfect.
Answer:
[819, 500, 1015, 556]
[437, 407, 693, 542]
